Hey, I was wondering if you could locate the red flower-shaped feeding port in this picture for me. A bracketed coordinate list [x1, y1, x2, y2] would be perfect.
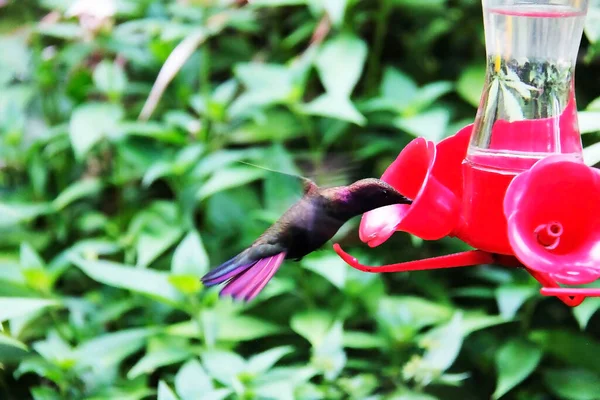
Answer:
[359, 126, 471, 246]
[504, 155, 600, 287]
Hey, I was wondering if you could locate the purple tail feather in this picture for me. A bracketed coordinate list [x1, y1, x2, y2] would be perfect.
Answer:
[202, 252, 286, 301]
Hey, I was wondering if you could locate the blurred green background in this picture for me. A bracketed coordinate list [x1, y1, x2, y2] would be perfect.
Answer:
[2, 0, 600, 399]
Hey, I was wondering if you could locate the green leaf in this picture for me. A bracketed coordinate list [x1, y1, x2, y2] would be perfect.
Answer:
[584, 6, 600, 43]
[157, 381, 179, 400]
[461, 313, 508, 336]
[113, 121, 181, 143]
[457, 64, 485, 107]
[74, 328, 157, 370]
[212, 79, 238, 105]
[529, 330, 600, 374]
[72, 257, 182, 304]
[0, 334, 29, 362]
[215, 314, 282, 342]
[52, 178, 103, 210]
[342, 331, 385, 349]
[406, 81, 453, 115]
[337, 373, 378, 398]
[128, 348, 191, 379]
[93, 60, 128, 97]
[254, 380, 295, 400]
[36, 22, 83, 39]
[30, 386, 63, 400]
[323, 0, 348, 26]
[543, 369, 600, 400]
[250, 0, 307, 5]
[0, 297, 59, 322]
[261, 144, 303, 214]
[485, 78, 501, 118]
[493, 339, 542, 399]
[133, 204, 184, 268]
[420, 312, 464, 372]
[168, 275, 203, 295]
[0, 37, 30, 81]
[315, 34, 367, 97]
[584, 141, 600, 165]
[394, 108, 450, 142]
[201, 350, 246, 386]
[197, 166, 265, 200]
[391, 0, 447, 8]
[291, 310, 333, 347]
[302, 93, 366, 125]
[382, 67, 417, 97]
[363, 67, 419, 112]
[143, 162, 174, 187]
[127, 203, 181, 264]
[377, 296, 453, 336]
[69, 103, 124, 160]
[166, 314, 281, 342]
[20, 242, 45, 269]
[192, 149, 258, 179]
[230, 63, 295, 116]
[172, 230, 209, 276]
[586, 96, 600, 111]
[495, 284, 537, 319]
[573, 298, 600, 329]
[228, 111, 304, 144]
[301, 252, 347, 289]
[235, 63, 294, 94]
[0, 202, 52, 228]
[247, 346, 293, 375]
[86, 385, 154, 400]
[201, 389, 234, 400]
[392, 393, 439, 400]
[501, 85, 524, 121]
[15, 357, 64, 389]
[32, 330, 73, 364]
[312, 321, 346, 380]
[175, 359, 214, 400]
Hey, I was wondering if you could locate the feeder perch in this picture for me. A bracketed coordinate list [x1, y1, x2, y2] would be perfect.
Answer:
[334, 0, 600, 307]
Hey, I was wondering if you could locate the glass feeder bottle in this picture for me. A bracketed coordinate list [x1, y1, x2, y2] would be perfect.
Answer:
[459, 0, 590, 254]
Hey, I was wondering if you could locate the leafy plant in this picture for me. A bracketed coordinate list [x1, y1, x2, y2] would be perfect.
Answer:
[1, 0, 600, 399]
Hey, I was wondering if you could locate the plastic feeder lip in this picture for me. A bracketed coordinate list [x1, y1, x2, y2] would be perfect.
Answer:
[360, 137, 460, 243]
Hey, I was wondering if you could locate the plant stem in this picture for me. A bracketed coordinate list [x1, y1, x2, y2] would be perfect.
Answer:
[366, 0, 391, 95]
[289, 104, 324, 172]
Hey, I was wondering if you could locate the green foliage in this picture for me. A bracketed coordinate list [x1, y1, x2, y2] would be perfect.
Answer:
[1, 0, 600, 399]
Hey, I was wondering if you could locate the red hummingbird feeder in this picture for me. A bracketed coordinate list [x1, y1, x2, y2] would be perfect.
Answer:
[334, 0, 600, 307]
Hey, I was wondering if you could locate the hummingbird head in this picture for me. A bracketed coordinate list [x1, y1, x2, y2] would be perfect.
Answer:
[349, 178, 411, 206]
[322, 178, 412, 218]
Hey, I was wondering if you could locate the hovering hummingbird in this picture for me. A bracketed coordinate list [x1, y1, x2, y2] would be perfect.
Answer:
[201, 176, 412, 301]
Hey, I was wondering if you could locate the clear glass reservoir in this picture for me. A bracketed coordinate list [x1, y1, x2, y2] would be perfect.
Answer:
[468, 0, 589, 170]
[458, 0, 589, 255]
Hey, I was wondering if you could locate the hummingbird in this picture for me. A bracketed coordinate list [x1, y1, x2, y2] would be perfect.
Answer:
[201, 177, 412, 301]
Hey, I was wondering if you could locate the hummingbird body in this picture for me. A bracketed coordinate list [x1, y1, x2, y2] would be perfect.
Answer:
[201, 178, 411, 301]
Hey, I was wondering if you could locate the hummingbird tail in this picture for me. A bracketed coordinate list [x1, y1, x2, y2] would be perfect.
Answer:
[201, 254, 253, 286]
[201, 252, 286, 302]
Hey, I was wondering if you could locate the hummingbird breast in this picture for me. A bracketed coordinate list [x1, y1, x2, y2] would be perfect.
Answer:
[281, 202, 345, 260]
